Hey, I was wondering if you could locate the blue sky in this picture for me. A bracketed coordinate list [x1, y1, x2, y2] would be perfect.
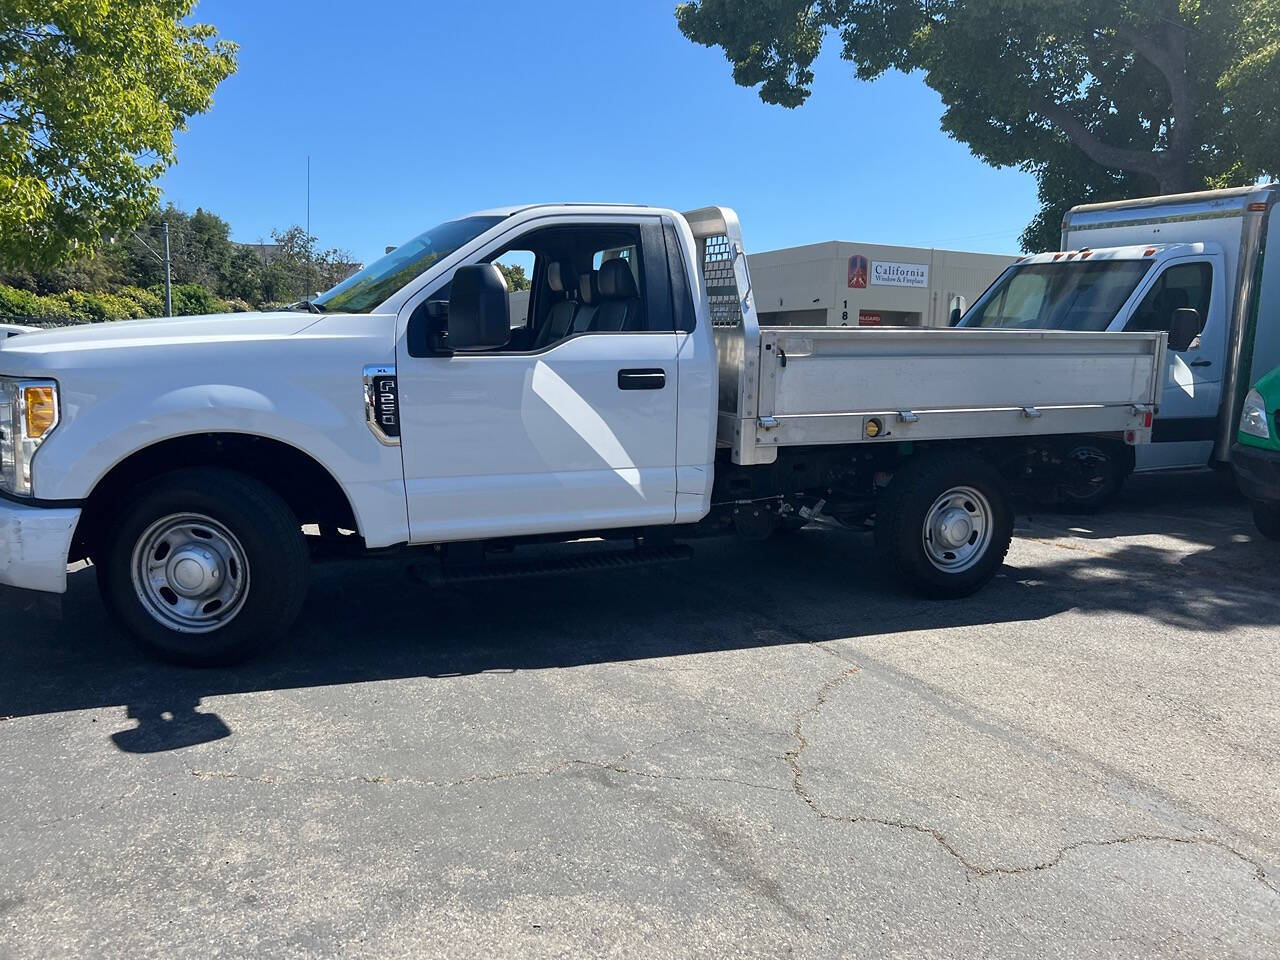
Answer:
[159, 1, 1041, 264]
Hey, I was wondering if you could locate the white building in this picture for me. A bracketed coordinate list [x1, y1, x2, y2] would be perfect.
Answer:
[749, 241, 1017, 328]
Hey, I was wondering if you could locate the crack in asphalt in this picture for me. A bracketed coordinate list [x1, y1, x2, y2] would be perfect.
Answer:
[783, 665, 1279, 895]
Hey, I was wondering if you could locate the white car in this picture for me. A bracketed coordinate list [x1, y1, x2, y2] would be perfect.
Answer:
[0, 203, 1164, 666]
[0, 322, 39, 338]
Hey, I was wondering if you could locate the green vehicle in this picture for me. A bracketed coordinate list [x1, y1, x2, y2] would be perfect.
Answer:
[1233, 366, 1280, 539]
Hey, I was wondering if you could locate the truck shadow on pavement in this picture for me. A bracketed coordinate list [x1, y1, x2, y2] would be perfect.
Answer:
[0, 469, 1274, 753]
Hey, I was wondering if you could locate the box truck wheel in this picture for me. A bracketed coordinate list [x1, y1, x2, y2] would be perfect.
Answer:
[96, 468, 311, 666]
[874, 454, 1013, 599]
[1253, 501, 1280, 541]
[1056, 441, 1130, 513]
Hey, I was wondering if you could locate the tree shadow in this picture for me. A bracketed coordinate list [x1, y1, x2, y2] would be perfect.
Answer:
[0, 467, 1273, 753]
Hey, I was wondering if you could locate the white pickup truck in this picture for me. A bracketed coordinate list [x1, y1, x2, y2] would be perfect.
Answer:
[0, 204, 1164, 664]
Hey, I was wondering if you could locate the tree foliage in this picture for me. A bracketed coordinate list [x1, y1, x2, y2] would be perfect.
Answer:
[677, 0, 1280, 250]
[0, 202, 360, 315]
[0, 1, 237, 267]
[495, 261, 530, 292]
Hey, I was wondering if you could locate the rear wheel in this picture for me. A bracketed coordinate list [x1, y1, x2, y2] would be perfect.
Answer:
[1253, 501, 1280, 541]
[874, 454, 1014, 599]
[1056, 441, 1129, 513]
[96, 468, 311, 666]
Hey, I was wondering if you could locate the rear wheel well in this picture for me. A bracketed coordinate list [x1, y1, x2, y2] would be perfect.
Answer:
[73, 433, 358, 561]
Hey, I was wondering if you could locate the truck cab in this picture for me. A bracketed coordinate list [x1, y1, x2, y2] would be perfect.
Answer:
[960, 242, 1227, 471]
[960, 184, 1280, 496]
[331, 205, 719, 544]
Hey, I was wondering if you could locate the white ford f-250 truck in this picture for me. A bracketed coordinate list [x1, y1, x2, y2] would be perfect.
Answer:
[0, 205, 1165, 665]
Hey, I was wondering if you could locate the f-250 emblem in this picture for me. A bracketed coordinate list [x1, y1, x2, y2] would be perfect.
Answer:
[362, 365, 400, 445]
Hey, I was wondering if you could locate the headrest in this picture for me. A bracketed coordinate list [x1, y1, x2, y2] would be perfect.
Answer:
[547, 261, 576, 294]
[597, 258, 637, 300]
[578, 271, 599, 305]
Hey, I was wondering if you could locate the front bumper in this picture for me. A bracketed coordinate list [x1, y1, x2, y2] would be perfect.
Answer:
[0, 498, 80, 593]
[1231, 443, 1280, 503]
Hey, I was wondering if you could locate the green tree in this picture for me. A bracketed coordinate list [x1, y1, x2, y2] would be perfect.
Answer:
[495, 261, 530, 291]
[677, 0, 1280, 250]
[0, 1, 237, 268]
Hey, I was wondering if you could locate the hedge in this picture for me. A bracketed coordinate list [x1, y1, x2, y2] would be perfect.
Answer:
[0, 282, 231, 324]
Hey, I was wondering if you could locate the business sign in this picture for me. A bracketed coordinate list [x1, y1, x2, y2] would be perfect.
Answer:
[848, 255, 869, 289]
[871, 261, 929, 288]
[858, 311, 883, 327]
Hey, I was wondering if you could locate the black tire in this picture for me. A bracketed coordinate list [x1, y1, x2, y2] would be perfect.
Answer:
[96, 468, 310, 666]
[1055, 441, 1129, 513]
[874, 453, 1014, 599]
[1253, 501, 1280, 541]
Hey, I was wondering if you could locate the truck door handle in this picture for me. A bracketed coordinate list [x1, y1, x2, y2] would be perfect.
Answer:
[1189, 359, 1213, 367]
[618, 369, 666, 390]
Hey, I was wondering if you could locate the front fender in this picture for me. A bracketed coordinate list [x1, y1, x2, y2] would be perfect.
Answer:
[30, 336, 409, 548]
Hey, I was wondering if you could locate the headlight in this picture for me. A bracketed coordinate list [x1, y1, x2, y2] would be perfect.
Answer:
[0, 376, 60, 496]
[1240, 388, 1272, 441]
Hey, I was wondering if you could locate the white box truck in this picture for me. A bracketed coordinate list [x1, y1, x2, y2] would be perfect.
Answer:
[0, 204, 1162, 665]
[958, 184, 1280, 507]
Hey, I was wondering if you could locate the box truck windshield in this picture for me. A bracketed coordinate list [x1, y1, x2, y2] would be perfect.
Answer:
[962, 260, 1153, 331]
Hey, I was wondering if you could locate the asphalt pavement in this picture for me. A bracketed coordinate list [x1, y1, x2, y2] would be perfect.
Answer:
[1, 470, 1277, 958]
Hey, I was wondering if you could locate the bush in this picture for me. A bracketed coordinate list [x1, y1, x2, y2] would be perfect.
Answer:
[0, 283, 81, 323]
[0, 280, 232, 325]
[117, 285, 165, 318]
[0, 283, 47, 319]
[52, 290, 140, 323]
[156, 282, 228, 317]
[33, 294, 76, 324]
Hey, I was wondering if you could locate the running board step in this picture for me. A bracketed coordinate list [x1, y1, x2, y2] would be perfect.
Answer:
[422, 544, 694, 586]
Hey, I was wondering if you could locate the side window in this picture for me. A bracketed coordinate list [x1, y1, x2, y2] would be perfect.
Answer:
[413, 222, 672, 356]
[1127, 262, 1213, 337]
[491, 249, 535, 330]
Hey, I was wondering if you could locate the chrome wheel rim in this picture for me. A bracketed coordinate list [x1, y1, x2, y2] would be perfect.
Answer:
[130, 513, 250, 633]
[921, 486, 993, 573]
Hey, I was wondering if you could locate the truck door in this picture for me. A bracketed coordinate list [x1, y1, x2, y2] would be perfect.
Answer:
[394, 216, 680, 544]
[1124, 254, 1226, 470]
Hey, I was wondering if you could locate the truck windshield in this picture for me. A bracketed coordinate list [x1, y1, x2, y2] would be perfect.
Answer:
[961, 260, 1153, 331]
[312, 215, 505, 313]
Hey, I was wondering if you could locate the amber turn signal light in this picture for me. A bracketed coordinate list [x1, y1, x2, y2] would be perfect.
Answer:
[23, 385, 57, 437]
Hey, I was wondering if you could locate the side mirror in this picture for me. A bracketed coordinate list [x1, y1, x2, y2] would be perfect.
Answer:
[406, 300, 450, 357]
[1168, 307, 1200, 352]
[448, 264, 510, 351]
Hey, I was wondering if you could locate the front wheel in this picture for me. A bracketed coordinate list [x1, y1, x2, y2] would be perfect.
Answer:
[1253, 501, 1280, 541]
[874, 454, 1014, 599]
[96, 468, 311, 666]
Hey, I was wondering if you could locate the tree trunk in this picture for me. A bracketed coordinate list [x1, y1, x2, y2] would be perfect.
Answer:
[1157, 162, 1197, 196]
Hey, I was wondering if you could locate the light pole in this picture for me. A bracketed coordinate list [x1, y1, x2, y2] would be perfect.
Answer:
[129, 222, 173, 317]
[162, 221, 172, 317]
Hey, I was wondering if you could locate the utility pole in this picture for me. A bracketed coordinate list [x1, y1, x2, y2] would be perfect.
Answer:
[306, 155, 314, 299]
[128, 222, 174, 317]
[162, 220, 173, 317]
